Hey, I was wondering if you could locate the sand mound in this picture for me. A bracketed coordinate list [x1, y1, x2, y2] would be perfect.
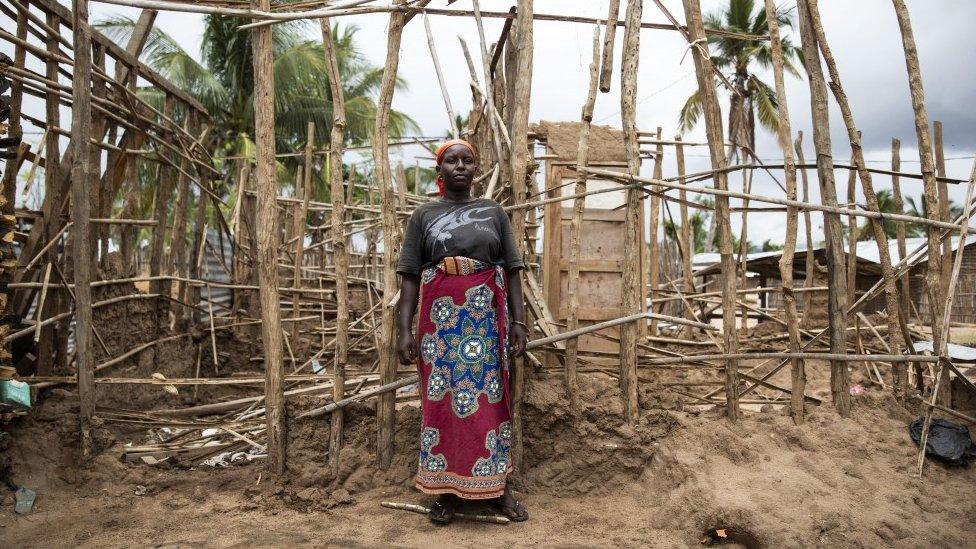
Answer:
[647, 394, 976, 547]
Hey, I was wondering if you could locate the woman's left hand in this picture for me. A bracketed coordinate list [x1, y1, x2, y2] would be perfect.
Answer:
[509, 323, 527, 358]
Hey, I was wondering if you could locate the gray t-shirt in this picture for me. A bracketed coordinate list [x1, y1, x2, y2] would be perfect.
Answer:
[396, 197, 524, 276]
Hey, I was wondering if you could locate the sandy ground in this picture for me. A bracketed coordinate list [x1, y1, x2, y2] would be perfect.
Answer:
[3, 361, 976, 548]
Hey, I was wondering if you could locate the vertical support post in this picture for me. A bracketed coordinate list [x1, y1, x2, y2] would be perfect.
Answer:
[566, 24, 601, 413]
[322, 18, 348, 476]
[806, 0, 908, 399]
[170, 113, 196, 330]
[933, 120, 951, 405]
[675, 136, 696, 337]
[508, 0, 533, 467]
[150, 96, 176, 338]
[292, 123, 314, 342]
[618, 0, 642, 425]
[794, 132, 817, 313]
[890, 139, 911, 324]
[648, 127, 663, 335]
[764, 0, 805, 423]
[251, 0, 286, 474]
[37, 11, 65, 374]
[598, 0, 621, 93]
[70, 0, 96, 457]
[681, 0, 739, 420]
[374, 0, 413, 470]
[796, 0, 850, 416]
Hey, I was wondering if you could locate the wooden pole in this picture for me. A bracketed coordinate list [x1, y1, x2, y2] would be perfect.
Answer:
[170, 114, 196, 330]
[321, 18, 349, 477]
[422, 13, 459, 138]
[807, 0, 908, 399]
[681, 0, 739, 420]
[675, 136, 696, 336]
[150, 96, 176, 339]
[598, 0, 621, 93]
[374, 0, 420, 469]
[890, 139, 911, 323]
[796, 0, 850, 416]
[648, 127, 663, 335]
[251, 0, 286, 474]
[566, 23, 600, 413]
[507, 0, 533, 469]
[70, 0, 96, 458]
[890, 0, 945, 409]
[618, 0, 642, 425]
[292, 123, 314, 342]
[36, 9, 65, 375]
[933, 120, 952, 405]
[471, 0, 507, 196]
[764, 0, 804, 423]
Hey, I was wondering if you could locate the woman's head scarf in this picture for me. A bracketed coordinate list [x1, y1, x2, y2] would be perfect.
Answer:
[434, 139, 477, 196]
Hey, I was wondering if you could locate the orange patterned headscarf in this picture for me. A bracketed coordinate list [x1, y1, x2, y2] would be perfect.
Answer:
[434, 139, 477, 196]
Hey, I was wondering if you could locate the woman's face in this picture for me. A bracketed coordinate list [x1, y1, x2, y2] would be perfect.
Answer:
[437, 144, 478, 192]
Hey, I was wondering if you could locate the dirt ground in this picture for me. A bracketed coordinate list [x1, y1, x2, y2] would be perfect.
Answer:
[3, 356, 976, 548]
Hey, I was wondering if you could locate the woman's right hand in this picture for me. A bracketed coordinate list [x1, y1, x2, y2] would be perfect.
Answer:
[398, 332, 418, 365]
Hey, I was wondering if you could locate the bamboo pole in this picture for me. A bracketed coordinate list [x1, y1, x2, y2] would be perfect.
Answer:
[598, 0, 621, 93]
[565, 23, 600, 413]
[681, 0, 739, 420]
[807, 0, 908, 399]
[796, 0, 850, 416]
[764, 0, 805, 423]
[618, 0, 642, 425]
[675, 136, 695, 337]
[251, 0, 286, 475]
[70, 0, 96, 458]
[321, 18, 349, 477]
[292, 123, 314, 341]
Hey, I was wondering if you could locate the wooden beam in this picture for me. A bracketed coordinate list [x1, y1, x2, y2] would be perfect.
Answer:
[597, 0, 620, 93]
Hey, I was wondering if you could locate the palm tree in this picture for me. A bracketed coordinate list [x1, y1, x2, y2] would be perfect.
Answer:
[905, 194, 963, 237]
[678, 0, 803, 149]
[97, 16, 417, 186]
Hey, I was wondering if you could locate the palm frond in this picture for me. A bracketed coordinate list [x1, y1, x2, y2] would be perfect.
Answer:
[678, 88, 704, 134]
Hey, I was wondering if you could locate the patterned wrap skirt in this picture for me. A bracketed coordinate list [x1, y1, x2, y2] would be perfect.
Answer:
[414, 256, 512, 500]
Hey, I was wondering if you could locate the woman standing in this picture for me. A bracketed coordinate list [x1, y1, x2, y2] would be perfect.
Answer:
[396, 140, 529, 524]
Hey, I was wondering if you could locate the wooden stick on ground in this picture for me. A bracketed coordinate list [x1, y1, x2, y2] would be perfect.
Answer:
[380, 501, 510, 525]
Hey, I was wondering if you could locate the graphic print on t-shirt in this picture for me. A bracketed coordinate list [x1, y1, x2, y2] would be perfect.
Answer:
[427, 205, 496, 253]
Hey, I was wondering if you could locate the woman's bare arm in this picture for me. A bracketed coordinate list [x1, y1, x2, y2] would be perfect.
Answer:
[397, 274, 421, 364]
[506, 269, 527, 357]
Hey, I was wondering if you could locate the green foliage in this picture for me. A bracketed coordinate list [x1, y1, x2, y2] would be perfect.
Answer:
[678, 0, 803, 137]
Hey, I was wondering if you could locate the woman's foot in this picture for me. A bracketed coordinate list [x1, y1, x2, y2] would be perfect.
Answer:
[428, 494, 456, 525]
[495, 485, 529, 522]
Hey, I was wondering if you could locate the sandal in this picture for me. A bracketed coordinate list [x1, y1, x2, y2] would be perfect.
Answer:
[499, 500, 529, 523]
[428, 498, 455, 525]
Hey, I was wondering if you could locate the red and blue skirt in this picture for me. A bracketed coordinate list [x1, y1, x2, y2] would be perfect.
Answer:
[414, 256, 512, 500]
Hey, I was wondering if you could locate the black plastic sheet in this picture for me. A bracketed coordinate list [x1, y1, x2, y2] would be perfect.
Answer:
[909, 417, 976, 462]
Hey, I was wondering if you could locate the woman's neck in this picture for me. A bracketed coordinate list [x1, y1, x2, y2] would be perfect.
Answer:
[442, 188, 473, 203]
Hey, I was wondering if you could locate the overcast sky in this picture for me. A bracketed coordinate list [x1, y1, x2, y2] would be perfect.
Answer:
[4, 0, 974, 246]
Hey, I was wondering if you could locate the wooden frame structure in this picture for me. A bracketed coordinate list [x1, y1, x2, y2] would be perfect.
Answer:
[1, 0, 974, 479]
